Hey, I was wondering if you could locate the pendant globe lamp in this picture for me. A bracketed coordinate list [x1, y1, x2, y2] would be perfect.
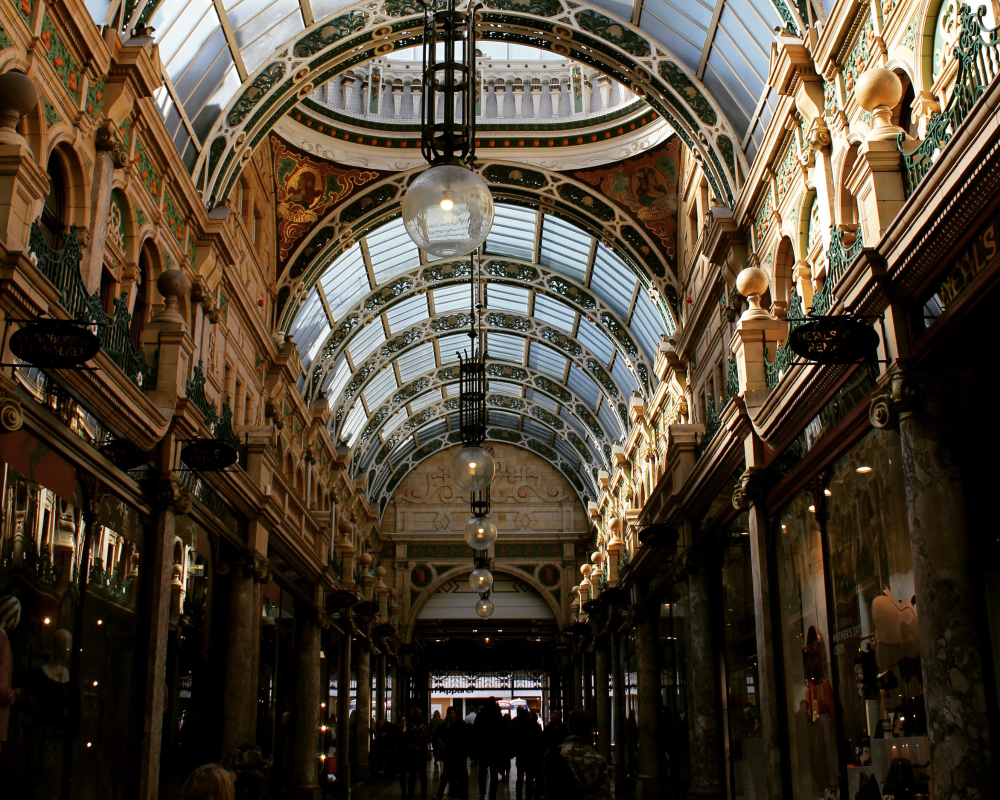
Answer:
[402, 0, 493, 257]
[463, 513, 497, 549]
[475, 595, 495, 618]
[469, 567, 494, 593]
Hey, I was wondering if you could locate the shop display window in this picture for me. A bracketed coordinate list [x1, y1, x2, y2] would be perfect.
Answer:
[721, 515, 764, 799]
[258, 584, 296, 777]
[618, 629, 639, 781]
[775, 427, 928, 799]
[660, 587, 687, 787]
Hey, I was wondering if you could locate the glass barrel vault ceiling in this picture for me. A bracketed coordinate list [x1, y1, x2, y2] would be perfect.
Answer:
[125, 0, 796, 170]
[288, 204, 674, 504]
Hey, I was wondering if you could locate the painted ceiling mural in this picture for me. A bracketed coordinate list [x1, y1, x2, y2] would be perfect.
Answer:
[576, 136, 680, 262]
[272, 135, 382, 263]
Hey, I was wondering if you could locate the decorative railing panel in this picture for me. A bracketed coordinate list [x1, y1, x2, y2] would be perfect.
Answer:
[900, 6, 1000, 195]
[812, 227, 863, 317]
[765, 289, 807, 389]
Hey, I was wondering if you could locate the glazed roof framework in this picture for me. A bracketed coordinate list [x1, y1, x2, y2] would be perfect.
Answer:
[118, 0, 800, 207]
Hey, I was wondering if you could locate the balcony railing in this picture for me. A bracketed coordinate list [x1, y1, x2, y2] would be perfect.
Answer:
[185, 361, 248, 469]
[811, 227, 863, 317]
[28, 221, 153, 389]
[899, 6, 1000, 196]
[765, 289, 807, 390]
[695, 395, 720, 459]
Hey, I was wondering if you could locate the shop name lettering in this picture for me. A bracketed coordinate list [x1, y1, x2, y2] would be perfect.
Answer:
[936, 220, 999, 308]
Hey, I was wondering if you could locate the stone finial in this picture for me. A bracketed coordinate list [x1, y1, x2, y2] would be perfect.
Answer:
[0, 71, 37, 134]
[154, 268, 191, 323]
[591, 550, 604, 565]
[855, 67, 905, 141]
[736, 266, 771, 320]
[359, 551, 373, 567]
[581, 563, 592, 577]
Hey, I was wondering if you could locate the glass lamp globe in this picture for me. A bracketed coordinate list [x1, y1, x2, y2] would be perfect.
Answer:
[469, 568, 494, 593]
[463, 515, 497, 550]
[402, 163, 494, 257]
[450, 445, 496, 492]
[475, 597, 495, 618]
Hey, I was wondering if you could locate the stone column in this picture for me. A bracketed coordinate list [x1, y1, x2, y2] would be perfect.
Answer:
[81, 125, 124, 294]
[221, 558, 260, 754]
[594, 627, 612, 762]
[530, 79, 542, 117]
[392, 79, 404, 118]
[336, 628, 352, 785]
[512, 79, 524, 117]
[0, 71, 49, 253]
[411, 79, 422, 120]
[686, 564, 722, 799]
[610, 623, 627, 788]
[597, 75, 611, 110]
[548, 78, 561, 118]
[292, 612, 322, 800]
[355, 637, 372, 779]
[892, 379, 994, 798]
[635, 604, 661, 800]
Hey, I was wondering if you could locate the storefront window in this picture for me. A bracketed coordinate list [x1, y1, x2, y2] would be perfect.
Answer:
[660, 588, 687, 787]
[825, 427, 928, 797]
[721, 516, 764, 799]
[618, 629, 639, 781]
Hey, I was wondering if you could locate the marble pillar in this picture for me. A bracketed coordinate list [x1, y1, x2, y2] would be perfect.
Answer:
[81, 149, 115, 293]
[336, 630, 352, 785]
[221, 564, 258, 754]
[686, 565, 722, 799]
[356, 639, 371, 779]
[899, 402, 994, 799]
[595, 631, 612, 762]
[292, 614, 321, 800]
[635, 604, 661, 800]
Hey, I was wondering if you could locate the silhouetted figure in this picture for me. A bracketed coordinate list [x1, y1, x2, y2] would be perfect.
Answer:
[434, 707, 469, 799]
[543, 711, 610, 800]
[404, 708, 431, 798]
[513, 708, 544, 800]
[543, 711, 567, 755]
[474, 698, 505, 800]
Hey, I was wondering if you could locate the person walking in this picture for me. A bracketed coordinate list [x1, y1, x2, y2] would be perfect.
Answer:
[430, 709, 444, 767]
[474, 698, 504, 800]
[513, 707, 543, 800]
[542, 710, 567, 755]
[434, 707, 469, 799]
[542, 711, 610, 800]
[404, 708, 431, 798]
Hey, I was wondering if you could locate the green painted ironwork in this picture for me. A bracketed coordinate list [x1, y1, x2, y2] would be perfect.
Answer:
[695, 395, 720, 459]
[88, 557, 133, 605]
[811, 227, 863, 317]
[28, 222, 150, 388]
[900, 6, 1000, 196]
[765, 289, 807, 390]
[726, 357, 739, 400]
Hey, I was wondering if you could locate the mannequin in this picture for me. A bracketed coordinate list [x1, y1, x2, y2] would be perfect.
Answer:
[41, 628, 71, 683]
[0, 595, 21, 755]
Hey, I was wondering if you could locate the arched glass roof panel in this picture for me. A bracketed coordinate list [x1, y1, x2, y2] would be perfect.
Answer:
[290, 288, 330, 367]
[228, 0, 305, 74]
[523, 418, 552, 441]
[489, 410, 519, 428]
[363, 368, 398, 409]
[486, 284, 530, 314]
[488, 332, 525, 362]
[343, 402, 368, 445]
[368, 218, 421, 283]
[323, 355, 352, 400]
[486, 204, 536, 260]
[631, 290, 668, 362]
[528, 343, 568, 381]
[438, 333, 469, 363]
[386, 295, 430, 333]
[567, 365, 600, 409]
[489, 380, 522, 396]
[384, 408, 408, 436]
[532, 294, 576, 333]
[612, 356, 640, 396]
[320, 244, 368, 318]
[539, 216, 591, 282]
[397, 343, 437, 383]
[432, 285, 472, 314]
[409, 390, 442, 412]
[576, 319, 614, 365]
[347, 321, 386, 363]
[598, 401, 624, 440]
[591, 244, 637, 321]
[525, 389, 558, 412]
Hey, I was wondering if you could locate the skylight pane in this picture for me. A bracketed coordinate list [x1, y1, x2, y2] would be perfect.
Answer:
[486, 204, 536, 260]
[368, 218, 420, 283]
[438, 333, 469, 364]
[386, 295, 429, 333]
[523, 418, 551, 441]
[348, 321, 386, 364]
[323, 355, 351, 403]
[410, 390, 442, 412]
[363, 368, 398, 409]
[433, 284, 471, 313]
[539, 216, 591, 281]
[397, 342, 436, 383]
[590, 244, 636, 320]
[289, 288, 330, 367]
[533, 294, 576, 332]
[612, 356, 640, 396]
[631, 291, 668, 362]
[561, 408, 586, 436]
[525, 389, 558, 411]
[394, 435, 416, 460]
[383, 409, 408, 436]
[445, 383, 462, 397]
[447, 412, 460, 428]
[554, 436, 581, 466]
[528, 342, 567, 380]
[599, 400, 625, 439]
[488, 410, 519, 428]
[321, 244, 369, 318]
[343, 402, 368, 445]
[416, 420, 447, 442]
[486, 284, 529, 313]
[567, 365, 601, 408]
[489, 381, 522, 396]
[487, 332, 525, 363]
[576, 319, 614, 364]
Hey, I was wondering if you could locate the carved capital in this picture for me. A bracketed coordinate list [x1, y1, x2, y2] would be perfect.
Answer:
[95, 122, 130, 169]
[805, 117, 831, 150]
[236, 551, 271, 583]
[732, 466, 765, 510]
[157, 475, 192, 515]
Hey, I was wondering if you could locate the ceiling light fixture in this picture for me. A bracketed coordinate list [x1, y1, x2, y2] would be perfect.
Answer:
[856, 466, 872, 473]
[402, 0, 493, 257]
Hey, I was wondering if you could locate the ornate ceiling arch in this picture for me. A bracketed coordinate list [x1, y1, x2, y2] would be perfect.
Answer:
[275, 160, 682, 333]
[305, 254, 657, 406]
[134, 0, 743, 209]
[353, 366, 612, 474]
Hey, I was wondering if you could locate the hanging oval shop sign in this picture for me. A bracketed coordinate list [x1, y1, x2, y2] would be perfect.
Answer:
[9, 321, 101, 368]
[788, 317, 880, 365]
[181, 439, 238, 472]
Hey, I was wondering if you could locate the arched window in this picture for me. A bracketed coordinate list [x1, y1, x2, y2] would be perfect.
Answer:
[131, 244, 152, 346]
[772, 236, 796, 313]
[41, 153, 67, 249]
[890, 71, 919, 139]
[839, 143, 861, 227]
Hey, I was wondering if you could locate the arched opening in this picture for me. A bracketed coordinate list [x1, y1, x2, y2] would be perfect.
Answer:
[40, 152, 67, 249]
[891, 70, 919, 139]
[772, 236, 796, 315]
[838, 143, 861, 227]
[131, 242, 153, 346]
